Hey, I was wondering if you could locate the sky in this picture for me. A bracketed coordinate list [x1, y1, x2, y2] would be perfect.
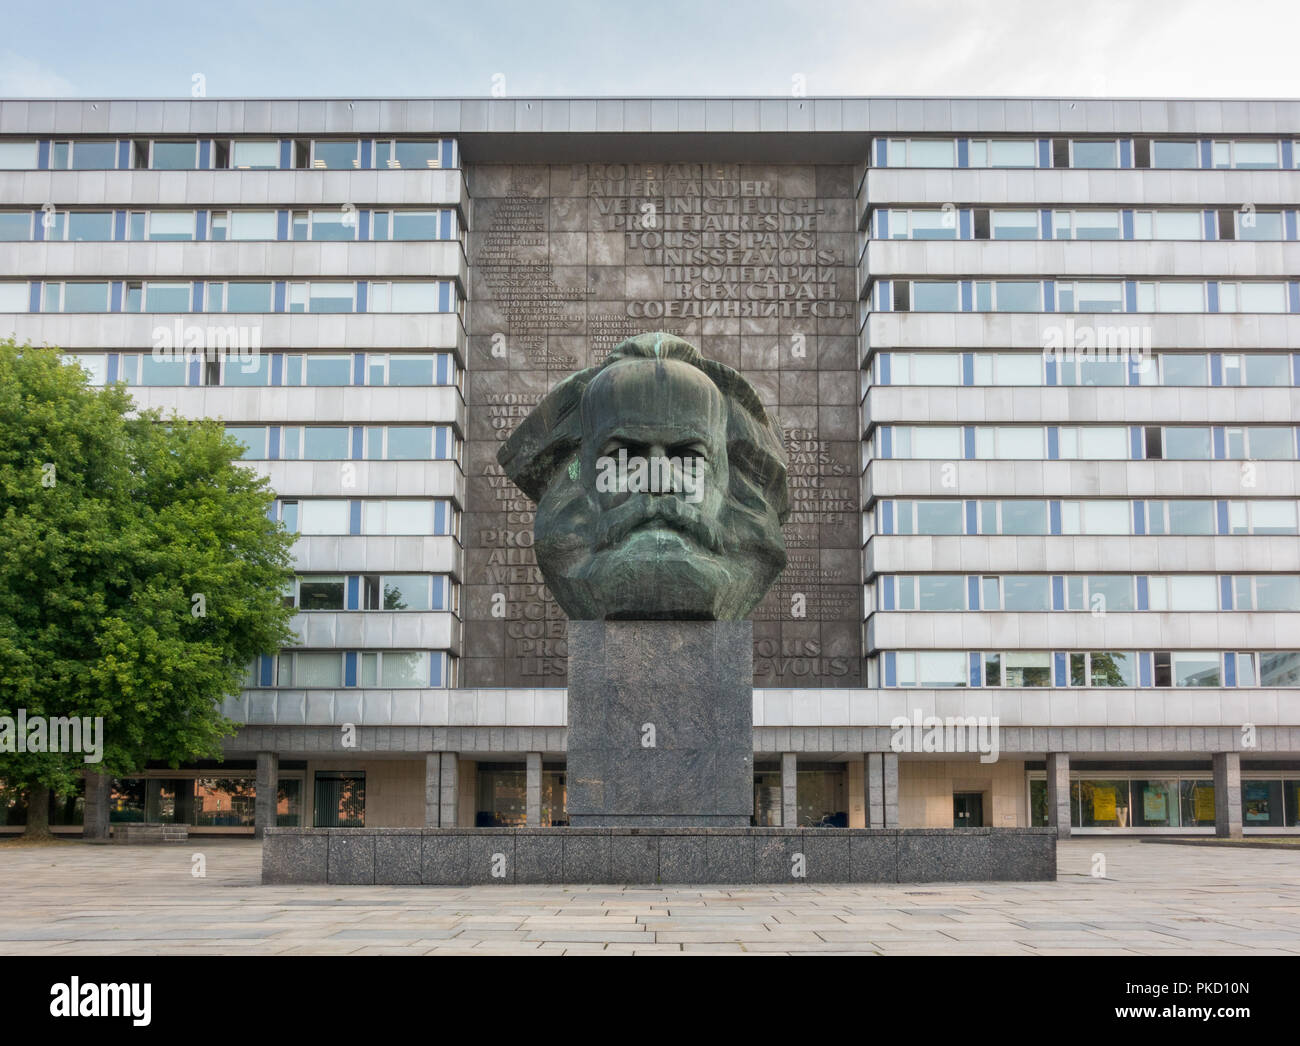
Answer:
[0, 0, 1297, 98]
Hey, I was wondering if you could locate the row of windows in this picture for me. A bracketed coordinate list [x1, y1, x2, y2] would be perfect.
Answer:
[873, 207, 1294, 242]
[2, 207, 459, 243]
[878, 574, 1300, 612]
[228, 424, 459, 462]
[0, 279, 459, 314]
[1028, 776, 1300, 830]
[875, 424, 1300, 461]
[287, 574, 456, 613]
[245, 649, 455, 689]
[273, 498, 457, 537]
[873, 137, 1297, 170]
[67, 351, 459, 389]
[881, 649, 1300, 688]
[875, 351, 1298, 388]
[0, 138, 459, 171]
[877, 498, 1297, 536]
[876, 278, 1298, 313]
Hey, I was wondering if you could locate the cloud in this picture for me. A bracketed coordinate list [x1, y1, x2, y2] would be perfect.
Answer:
[0, 51, 77, 97]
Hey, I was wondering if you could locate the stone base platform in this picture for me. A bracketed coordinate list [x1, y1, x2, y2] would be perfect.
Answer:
[262, 827, 1056, 885]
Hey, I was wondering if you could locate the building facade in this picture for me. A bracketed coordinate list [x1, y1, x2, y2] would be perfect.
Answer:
[2, 96, 1299, 838]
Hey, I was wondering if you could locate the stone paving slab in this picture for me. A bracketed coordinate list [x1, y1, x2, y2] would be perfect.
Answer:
[0, 838, 1298, 955]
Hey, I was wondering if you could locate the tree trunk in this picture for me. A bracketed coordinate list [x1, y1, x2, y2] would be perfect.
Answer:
[25, 784, 52, 839]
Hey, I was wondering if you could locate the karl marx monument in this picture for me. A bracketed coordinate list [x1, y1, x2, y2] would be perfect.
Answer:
[498, 332, 789, 825]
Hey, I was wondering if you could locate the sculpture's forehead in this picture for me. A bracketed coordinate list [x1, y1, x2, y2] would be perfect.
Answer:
[582, 358, 725, 436]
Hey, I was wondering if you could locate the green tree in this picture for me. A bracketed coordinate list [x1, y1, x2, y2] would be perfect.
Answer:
[0, 340, 296, 836]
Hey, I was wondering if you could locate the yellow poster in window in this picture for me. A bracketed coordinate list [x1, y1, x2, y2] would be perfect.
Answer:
[1194, 787, 1216, 821]
[1093, 787, 1117, 820]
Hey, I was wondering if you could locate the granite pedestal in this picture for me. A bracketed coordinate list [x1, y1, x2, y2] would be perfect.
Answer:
[262, 827, 1058, 884]
[566, 620, 753, 827]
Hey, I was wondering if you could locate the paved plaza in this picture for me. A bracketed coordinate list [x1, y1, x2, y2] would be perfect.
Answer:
[0, 838, 1297, 955]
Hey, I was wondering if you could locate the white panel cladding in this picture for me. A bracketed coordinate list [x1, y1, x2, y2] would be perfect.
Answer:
[864, 536, 1300, 575]
[863, 460, 1300, 500]
[290, 535, 461, 574]
[6, 96, 1299, 137]
[129, 387, 464, 426]
[862, 169, 1300, 210]
[867, 239, 1300, 281]
[248, 460, 464, 500]
[220, 682, 1300, 730]
[0, 241, 467, 285]
[866, 611, 1300, 651]
[225, 687, 567, 726]
[863, 386, 1300, 426]
[0, 313, 465, 352]
[865, 312, 1300, 353]
[290, 611, 459, 651]
[0, 169, 468, 212]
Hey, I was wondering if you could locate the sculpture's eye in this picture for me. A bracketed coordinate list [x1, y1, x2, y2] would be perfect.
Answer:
[672, 441, 708, 464]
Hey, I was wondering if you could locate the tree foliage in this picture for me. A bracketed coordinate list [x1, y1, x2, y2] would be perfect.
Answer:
[0, 340, 295, 830]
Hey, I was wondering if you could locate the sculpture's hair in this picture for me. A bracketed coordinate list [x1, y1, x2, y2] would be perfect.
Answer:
[498, 332, 789, 524]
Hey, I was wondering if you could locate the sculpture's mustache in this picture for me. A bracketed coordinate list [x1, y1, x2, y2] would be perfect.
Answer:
[594, 493, 725, 555]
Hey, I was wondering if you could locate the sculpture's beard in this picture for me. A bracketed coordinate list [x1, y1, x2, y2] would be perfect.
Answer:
[593, 493, 726, 556]
[535, 481, 786, 621]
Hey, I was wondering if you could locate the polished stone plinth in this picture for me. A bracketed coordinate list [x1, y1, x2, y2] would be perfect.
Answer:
[566, 620, 753, 827]
[262, 827, 1058, 885]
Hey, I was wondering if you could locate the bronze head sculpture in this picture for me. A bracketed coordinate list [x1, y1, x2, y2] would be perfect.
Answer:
[497, 332, 790, 620]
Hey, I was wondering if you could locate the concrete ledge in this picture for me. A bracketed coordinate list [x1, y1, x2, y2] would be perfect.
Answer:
[113, 823, 189, 845]
[262, 827, 1056, 884]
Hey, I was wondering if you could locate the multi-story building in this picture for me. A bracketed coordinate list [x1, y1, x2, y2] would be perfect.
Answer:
[2, 96, 1298, 839]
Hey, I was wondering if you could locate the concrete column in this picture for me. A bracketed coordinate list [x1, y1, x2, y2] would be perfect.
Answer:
[866, 752, 899, 827]
[81, 771, 111, 842]
[780, 752, 798, 827]
[424, 753, 441, 827]
[1046, 752, 1072, 839]
[254, 751, 278, 840]
[847, 757, 866, 827]
[1213, 752, 1243, 839]
[526, 753, 542, 826]
[439, 752, 459, 827]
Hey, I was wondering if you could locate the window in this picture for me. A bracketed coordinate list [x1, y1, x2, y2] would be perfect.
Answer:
[1151, 140, 1199, 168]
[0, 211, 31, 240]
[230, 140, 280, 169]
[996, 501, 1049, 535]
[1067, 576, 1134, 613]
[387, 210, 452, 240]
[125, 282, 193, 313]
[0, 282, 28, 311]
[1065, 211, 1122, 240]
[1132, 210, 1203, 240]
[368, 282, 447, 313]
[361, 500, 452, 536]
[1260, 652, 1300, 687]
[989, 210, 1038, 240]
[1228, 500, 1298, 535]
[296, 500, 349, 535]
[1004, 652, 1051, 686]
[895, 575, 965, 611]
[140, 211, 196, 241]
[1252, 576, 1300, 611]
[62, 353, 108, 385]
[298, 576, 346, 611]
[1148, 576, 1217, 611]
[0, 141, 39, 168]
[896, 209, 958, 240]
[892, 426, 963, 459]
[151, 140, 200, 170]
[376, 140, 450, 170]
[292, 210, 357, 241]
[971, 353, 1042, 386]
[1161, 427, 1212, 460]
[1060, 500, 1130, 535]
[289, 282, 356, 313]
[1235, 210, 1284, 240]
[894, 651, 967, 687]
[45, 282, 111, 312]
[974, 426, 1044, 459]
[1136, 282, 1204, 313]
[887, 353, 961, 385]
[999, 576, 1051, 612]
[1219, 282, 1288, 313]
[53, 211, 114, 241]
[224, 426, 267, 459]
[1158, 355, 1208, 386]
[52, 140, 118, 170]
[1058, 427, 1128, 459]
[225, 211, 278, 241]
[1069, 652, 1136, 687]
[310, 140, 361, 169]
[207, 282, 274, 313]
[1056, 281, 1124, 312]
[909, 281, 959, 311]
[975, 281, 1040, 312]
[365, 575, 435, 612]
[1071, 140, 1118, 168]
[892, 500, 963, 535]
[886, 139, 956, 168]
[284, 354, 351, 386]
[1223, 354, 1290, 387]
[1147, 500, 1216, 535]
[1214, 140, 1280, 170]
[968, 139, 1037, 168]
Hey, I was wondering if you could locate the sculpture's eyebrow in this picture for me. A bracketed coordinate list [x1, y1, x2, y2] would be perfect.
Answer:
[596, 422, 717, 446]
